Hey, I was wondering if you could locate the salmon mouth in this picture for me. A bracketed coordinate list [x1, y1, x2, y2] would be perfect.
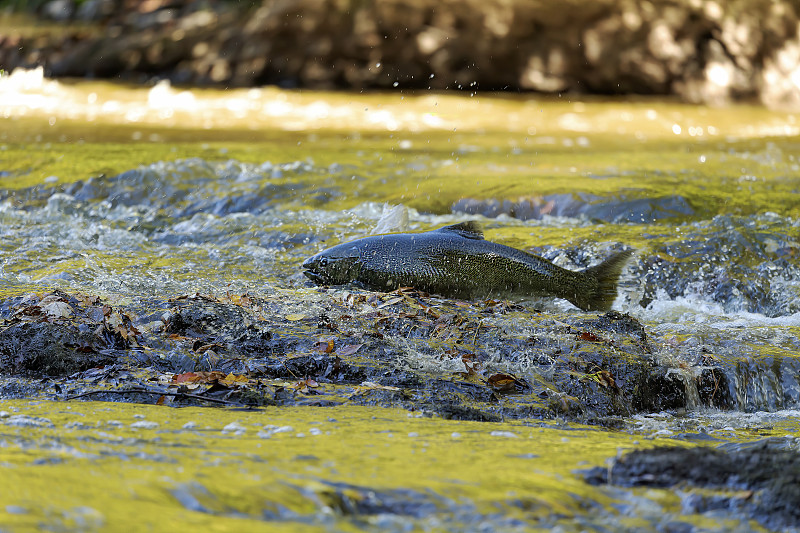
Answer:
[302, 269, 324, 284]
[301, 256, 324, 284]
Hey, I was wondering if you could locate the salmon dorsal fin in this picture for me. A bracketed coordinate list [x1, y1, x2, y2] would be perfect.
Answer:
[435, 221, 484, 240]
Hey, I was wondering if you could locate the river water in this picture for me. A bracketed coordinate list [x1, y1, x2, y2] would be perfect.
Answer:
[1, 67, 800, 531]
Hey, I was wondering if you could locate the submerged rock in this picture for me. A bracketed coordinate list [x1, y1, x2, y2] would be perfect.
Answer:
[452, 194, 695, 223]
[583, 437, 800, 530]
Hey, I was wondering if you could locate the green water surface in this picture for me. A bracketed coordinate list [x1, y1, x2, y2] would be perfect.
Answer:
[1, 76, 799, 531]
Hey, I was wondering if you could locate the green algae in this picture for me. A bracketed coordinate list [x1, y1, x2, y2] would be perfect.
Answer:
[0, 400, 695, 531]
[2, 399, 792, 531]
[2, 129, 799, 219]
[2, 80, 800, 531]
[2, 87, 799, 220]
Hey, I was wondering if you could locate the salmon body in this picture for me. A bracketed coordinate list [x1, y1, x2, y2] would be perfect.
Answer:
[302, 222, 632, 311]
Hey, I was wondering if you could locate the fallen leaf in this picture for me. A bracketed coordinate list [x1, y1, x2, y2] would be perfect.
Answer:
[220, 373, 250, 386]
[487, 373, 518, 392]
[293, 378, 321, 393]
[594, 370, 619, 391]
[42, 301, 73, 319]
[487, 372, 529, 393]
[172, 371, 227, 384]
[193, 342, 224, 353]
[377, 296, 404, 309]
[578, 331, 603, 342]
[75, 293, 101, 306]
[17, 305, 43, 317]
[337, 344, 363, 356]
[285, 313, 306, 321]
[314, 337, 335, 353]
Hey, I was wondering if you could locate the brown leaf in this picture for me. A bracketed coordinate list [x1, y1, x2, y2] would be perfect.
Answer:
[219, 373, 250, 386]
[314, 337, 336, 353]
[487, 372, 529, 393]
[17, 305, 43, 317]
[172, 371, 227, 384]
[578, 331, 603, 342]
[293, 378, 321, 393]
[73, 293, 98, 306]
[487, 373, 518, 392]
[193, 342, 224, 353]
[456, 355, 481, 380]
[594, 370, 619, 391]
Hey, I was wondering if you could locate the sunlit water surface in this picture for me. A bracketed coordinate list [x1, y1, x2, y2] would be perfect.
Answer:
[1, 68, 799, 531]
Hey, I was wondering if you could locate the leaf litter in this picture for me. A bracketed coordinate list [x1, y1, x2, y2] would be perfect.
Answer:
[0, 286, 721, 422]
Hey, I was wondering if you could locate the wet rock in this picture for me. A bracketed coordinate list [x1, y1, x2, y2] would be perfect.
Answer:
[581, 311, 648, 344]
[452, 194, 695, 223]
[154, 296, 732, 420]
[0, 290, 136, 377]
[583, 437, 800, 530]
[0, 290, 748, 420]
[636, 214, 800, 315]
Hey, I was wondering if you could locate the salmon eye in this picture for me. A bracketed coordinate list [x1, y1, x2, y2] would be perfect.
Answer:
[319, 258, 328, 267]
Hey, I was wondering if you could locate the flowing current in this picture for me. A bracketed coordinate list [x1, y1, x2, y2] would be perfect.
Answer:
[1, 68, 800, 532]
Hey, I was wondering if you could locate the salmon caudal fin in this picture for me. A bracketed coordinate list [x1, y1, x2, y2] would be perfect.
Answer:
[570, 249, 634, 312]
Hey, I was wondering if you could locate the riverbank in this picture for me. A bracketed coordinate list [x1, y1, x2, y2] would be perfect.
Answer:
[2, 0, 800, 109]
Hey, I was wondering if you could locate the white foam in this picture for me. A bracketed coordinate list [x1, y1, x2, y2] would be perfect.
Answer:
[632, 290, 800, 328]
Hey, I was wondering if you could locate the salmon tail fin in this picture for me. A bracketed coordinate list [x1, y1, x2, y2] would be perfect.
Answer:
[571, 249, 634, 311]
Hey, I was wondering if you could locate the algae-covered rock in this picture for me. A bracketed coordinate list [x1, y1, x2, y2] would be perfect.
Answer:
[584, 437, 800, 530]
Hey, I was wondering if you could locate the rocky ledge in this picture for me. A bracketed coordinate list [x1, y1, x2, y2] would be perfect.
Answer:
[0, 287, 750, 423]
